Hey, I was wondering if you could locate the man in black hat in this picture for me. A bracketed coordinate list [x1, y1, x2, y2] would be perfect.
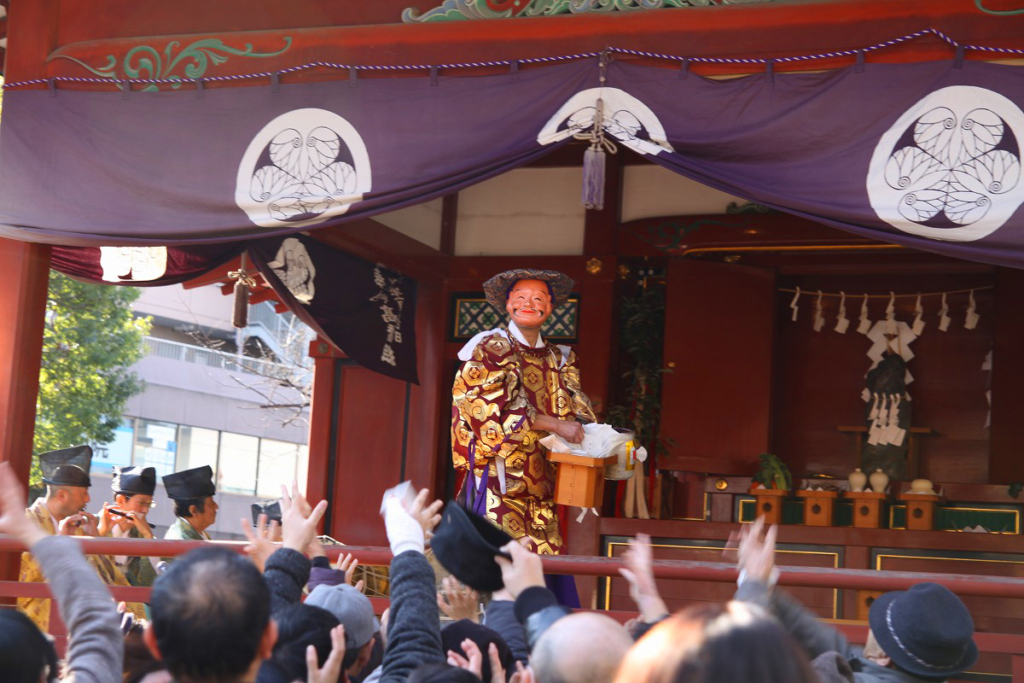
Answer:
[98, 465, 158, 587]
[163, 465, 219, 543]
[19, 446, 145, 630]
[733, 517, 978, 683]
[452, 269, 596, 558]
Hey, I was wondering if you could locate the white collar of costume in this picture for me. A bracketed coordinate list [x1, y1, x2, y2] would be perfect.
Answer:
[456, 320, 545, 361]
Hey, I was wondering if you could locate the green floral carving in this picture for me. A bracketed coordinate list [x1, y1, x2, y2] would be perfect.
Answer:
[403, 0, 771, 23]
[50, 37, 292, 92]
[974, 0, 1024, 15]
[638, 217, 748, 252]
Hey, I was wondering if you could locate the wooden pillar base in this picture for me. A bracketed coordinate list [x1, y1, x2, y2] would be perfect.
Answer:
[796, 489, 838, 526]
[844, 491, 887, 529]
[751, 488, 788, 525]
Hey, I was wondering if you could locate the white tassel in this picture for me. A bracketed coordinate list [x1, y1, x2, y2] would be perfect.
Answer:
[581, 147, 606, 210]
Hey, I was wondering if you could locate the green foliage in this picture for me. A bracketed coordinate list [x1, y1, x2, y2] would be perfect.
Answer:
[1009, 482, 1023, 499]
[752, 453, 792, 491]
[32, 272, 151, 485]
[606, 285, 671, 455]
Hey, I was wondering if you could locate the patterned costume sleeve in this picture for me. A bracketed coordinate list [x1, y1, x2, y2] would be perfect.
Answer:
[452, 334, 536, 467]
[560, 349, 597, 422]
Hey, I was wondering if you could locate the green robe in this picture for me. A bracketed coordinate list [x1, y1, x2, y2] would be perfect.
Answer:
[120, 526, 158, 588]
[162, 516, 210, 565]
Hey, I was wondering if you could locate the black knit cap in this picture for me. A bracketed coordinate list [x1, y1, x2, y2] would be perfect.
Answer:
[162, 465, 216, 501]
[111, 466, 156, 497]
[39, 446, 92, 488]
[431, 503, 513, 592]
[868, 582, 977, 678]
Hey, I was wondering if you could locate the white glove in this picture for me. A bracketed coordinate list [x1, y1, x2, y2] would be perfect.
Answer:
[384, 496, 424, 556]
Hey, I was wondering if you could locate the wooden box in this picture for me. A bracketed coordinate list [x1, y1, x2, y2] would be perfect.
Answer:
[843, 491, 887, 529]
[547, 451, 608, 508]
[796, 489, 839, 526]
[898, 492, 941, 531]
[750, 488, 788, 525]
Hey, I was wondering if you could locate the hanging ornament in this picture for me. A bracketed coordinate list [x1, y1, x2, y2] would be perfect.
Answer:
[576, 51, 617, 211]
[857, 294, 872, 335]
[965, 289, 980, 330]
[228, 252, 259, 329]
[834, 291, 850, 334]
[938, 292, 951, 332]
[813, 290, 825, 332]
[911, 293, 926, 336]
[790, 286, 801, 322]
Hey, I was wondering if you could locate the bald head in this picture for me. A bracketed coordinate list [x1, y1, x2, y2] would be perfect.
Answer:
[532, 613, 632, 683]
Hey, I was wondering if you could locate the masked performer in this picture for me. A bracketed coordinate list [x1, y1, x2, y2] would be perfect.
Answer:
[452, 269, 595, 557]
[19, 446, 145, 630]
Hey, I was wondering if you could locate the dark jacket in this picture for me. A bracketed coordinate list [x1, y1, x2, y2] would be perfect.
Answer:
[483, 599, 529, 665]
[264, 547, 311, 615]
[735, 580, 948, 683]
[380, 550, 445, 683]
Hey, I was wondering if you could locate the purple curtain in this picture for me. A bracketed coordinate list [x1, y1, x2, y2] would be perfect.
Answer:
[4, 59, 1021, 265]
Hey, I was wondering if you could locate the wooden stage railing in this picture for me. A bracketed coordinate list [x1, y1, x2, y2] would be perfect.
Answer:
[2, 535, 1024, 681]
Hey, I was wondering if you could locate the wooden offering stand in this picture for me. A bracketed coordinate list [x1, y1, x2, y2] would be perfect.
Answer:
[897, 491, 942, 531]
[750, 487, 788, 525]
[843, 490, 887, 529]
[547, 452, 608, 508]
[795, 489, 839, 526]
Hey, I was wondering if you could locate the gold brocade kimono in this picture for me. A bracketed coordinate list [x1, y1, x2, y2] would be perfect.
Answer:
[19, 499, 146, 631]
[452, 328, 595, 555]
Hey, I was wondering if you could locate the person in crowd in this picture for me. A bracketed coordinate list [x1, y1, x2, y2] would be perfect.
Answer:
[614, 600, 819, 683]
[306, 583, 379, 680]
[98, 465, 158, 587]
[20, 446, 144, 630]
[732, 516, 978, 683]
[0, 461, 123, 683]
[377, 488, 446, 683]
[492, 538, 632, 683]
[441, 620, 514, 683]
[144, 480, 332, 683]
[257, 603, 341, 683]
[162, 465, 219, 543]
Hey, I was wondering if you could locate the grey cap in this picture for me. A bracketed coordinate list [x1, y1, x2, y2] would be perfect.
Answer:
[305, 584, 375, 649]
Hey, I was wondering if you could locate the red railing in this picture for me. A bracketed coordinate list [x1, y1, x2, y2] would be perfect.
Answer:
[2, 535, 1024, 680]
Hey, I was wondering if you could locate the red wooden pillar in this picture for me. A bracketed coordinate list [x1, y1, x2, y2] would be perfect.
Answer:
[0, 240, 51, 582]
[306, 339, 341, 510]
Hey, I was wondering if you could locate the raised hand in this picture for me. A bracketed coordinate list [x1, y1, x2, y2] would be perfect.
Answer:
[618, 533, 668, 623]
[307, 624, 346, 683]
[494, 538, 545, 598]
[437, 576, 480, 622]
[735, 515, 779, 584]
[281, 482, 328, 554]
[241, 513, 279, 573]
[0, 463, 45, 548]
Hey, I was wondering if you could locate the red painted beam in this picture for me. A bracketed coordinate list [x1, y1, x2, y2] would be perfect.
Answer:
[17, 0, 1024, 92]
[4, 535, 1024, 598]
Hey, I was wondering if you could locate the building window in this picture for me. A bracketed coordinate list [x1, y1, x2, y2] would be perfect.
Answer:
[91, 418, 135, 474]
[178, 426, 220, 481]
[218, 432, 260, 495]
[133, 419, 178, 478]
[257, 439, 302, 498]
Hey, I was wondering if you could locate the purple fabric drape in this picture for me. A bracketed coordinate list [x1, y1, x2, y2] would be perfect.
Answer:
[5, 58, 1022, 268]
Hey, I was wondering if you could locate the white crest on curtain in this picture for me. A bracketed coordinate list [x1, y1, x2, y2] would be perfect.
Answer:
[537, 87, 674, 156]
[267, 238, 316, 304]
[99, 246, 168, 282]
[236, 108, 372, 229]
[866, 86, 1024, 242]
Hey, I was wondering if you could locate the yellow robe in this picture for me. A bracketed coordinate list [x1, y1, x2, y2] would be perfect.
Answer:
[19, 499, 146, 631]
